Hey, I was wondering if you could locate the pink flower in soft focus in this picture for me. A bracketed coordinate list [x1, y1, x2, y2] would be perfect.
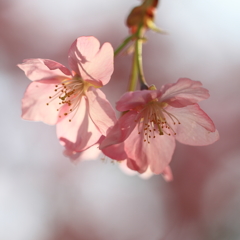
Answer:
[100, 78, 219, 175]
[18, 36, 116, 155]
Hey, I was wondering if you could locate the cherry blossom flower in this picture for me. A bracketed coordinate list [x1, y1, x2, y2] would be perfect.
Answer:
[18, 36, 116, 154]
[100, 78, 219, 175]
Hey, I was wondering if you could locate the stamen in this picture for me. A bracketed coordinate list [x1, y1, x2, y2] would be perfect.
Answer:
[46, 75, 85, 122]
[135, 101, 181, 143]
[162, 109, 181, 124]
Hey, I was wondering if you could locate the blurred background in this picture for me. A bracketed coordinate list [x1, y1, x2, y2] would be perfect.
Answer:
[1, 0, 240, 239]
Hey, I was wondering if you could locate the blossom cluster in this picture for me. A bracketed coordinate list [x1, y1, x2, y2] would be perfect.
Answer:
[18, 1, 219, 180]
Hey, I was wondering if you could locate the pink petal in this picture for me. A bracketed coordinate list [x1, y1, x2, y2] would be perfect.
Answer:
[161, 166, 173, 182]
[68, 36, 114, 86]
[139, 168, 154, 179]
[116, 90, 161, 112]
[119, 160, 154, 179]
[18, 59, 71, 81]
[167, 104, 219, 145]
[22, 81, 61, 125]
[63, 137, 102, 162]
[99, 110, 138, 149]
[68, 37, 99, 76]
[79, 42, 114, 86]
[101, 142, 128, 161]
[57, 96, 102, 152]
[126, 158, 148, 173]
[68, 37, 100, 72]
[160, 78, 210, 107]
[118, 160, 139, 176]
[62, 142, 81, 161]
[126, 163, 173, 180]
[124, 125, 176, 174]
[87, 88, 117, 136]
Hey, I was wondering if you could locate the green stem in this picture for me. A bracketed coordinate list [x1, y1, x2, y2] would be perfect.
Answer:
[128, 43, 139, 91]
[135, 27, 148, 88]
[114, 35, 133, 57]
[128, 25, 149, 91]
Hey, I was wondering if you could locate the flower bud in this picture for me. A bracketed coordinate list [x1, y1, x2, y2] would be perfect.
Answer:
[126, 0, 159, 34]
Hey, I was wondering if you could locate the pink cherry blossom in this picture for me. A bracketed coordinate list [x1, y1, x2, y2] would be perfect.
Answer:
[18, 36, 116, 154]
[100, 78, 219, 175]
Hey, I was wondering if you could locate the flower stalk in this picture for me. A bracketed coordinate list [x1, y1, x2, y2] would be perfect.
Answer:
[114, 34, 134, 57]
[135, 25, 149, 90]
[128, 41, 139, 91]
[128, 24, 149, 91]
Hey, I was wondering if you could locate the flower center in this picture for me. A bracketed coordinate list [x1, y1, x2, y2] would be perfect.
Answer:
[46, 75, 87, 122]
[136, 101, 181, 143]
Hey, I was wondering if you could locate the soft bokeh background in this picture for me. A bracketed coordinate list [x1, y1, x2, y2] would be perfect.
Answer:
[1, 0, 240, 239]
